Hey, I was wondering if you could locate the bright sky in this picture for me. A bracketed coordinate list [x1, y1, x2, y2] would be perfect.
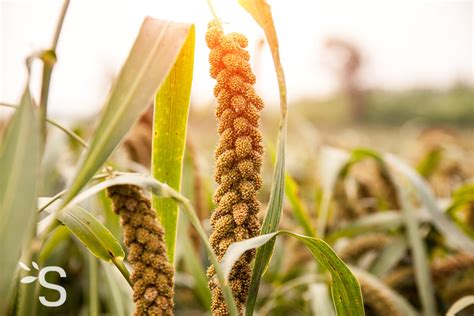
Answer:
[1, 0, 472, 120]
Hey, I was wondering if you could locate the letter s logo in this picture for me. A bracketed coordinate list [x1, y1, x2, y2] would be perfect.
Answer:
[38, 266, 67, 307]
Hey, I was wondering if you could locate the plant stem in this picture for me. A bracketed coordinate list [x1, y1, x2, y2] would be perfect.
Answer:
[111, 256, 132, 287]
[88, 254, 99, 316]
[0, 102, 88, 148]
[51, 0, 70, 51]
[38, 0, 70, 144]
[206, 0, 222, 27]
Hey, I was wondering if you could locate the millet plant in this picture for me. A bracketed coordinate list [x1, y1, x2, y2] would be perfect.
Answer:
[1, 0, 473, 316]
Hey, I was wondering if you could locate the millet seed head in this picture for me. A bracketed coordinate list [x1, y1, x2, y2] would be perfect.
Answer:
[107, 185, 174, 316]
[206, 20, 264, 315]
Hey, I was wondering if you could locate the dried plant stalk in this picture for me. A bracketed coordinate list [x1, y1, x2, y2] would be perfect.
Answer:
[205, 20, 264, 315]
[107, 185, 174, 316]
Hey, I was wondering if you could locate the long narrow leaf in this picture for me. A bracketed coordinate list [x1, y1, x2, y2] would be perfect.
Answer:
[286, 174, 316, 236]
[0, 87, 40, 310]
[61, 17, 194, 207]
[102, 262, 127, 316]
[179, 216, 211, 309]
[152, 25, 195, 264]
[385, 154, 474, 252]
[40, 199, 125, 261]
[316, 147, 351, 237]
[220, 231, 364, 316]
[393, 177, 437, 316]
[370, 237, 408, 277]
[237, 1, 288, 314]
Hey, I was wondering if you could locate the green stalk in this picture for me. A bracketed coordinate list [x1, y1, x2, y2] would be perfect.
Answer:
[38, 0, 70, 144]
[88, 254, 99, 316]
[0, 103, 88, 148]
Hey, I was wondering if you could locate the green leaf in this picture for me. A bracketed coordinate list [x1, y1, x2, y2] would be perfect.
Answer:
[317, 147, 393, 238]
[446, 183, 474, 238]
[220, 231, 364, 316]
[179, 216, 211, 309]
[61, 17, 195, 207]
[316, 147, 351, 237]
[237, 1, 288, 314]
[370, 237, 408, 277]
[385, 154, 474, 252]
[40, 199, 125, 261]
[0, 87, 40, 309]
[101, 262, 127, 316]
[285, 174, 316, 237]
[152, 25, 195, 264]
[392, 175, 437, 316]
[88, 253, 99, 316]
[416, 147, 443, 178]
[96, 188, 121, 240]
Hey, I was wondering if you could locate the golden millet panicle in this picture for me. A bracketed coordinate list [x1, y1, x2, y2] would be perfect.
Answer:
[206, 20, 264, 315]
[107, 185, 174, 316]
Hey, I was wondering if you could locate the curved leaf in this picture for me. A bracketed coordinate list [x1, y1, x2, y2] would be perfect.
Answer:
[221, 231, 364, 316]
[61, 17, 195, 207]
[42, 198, 124, 261]
[286, 174, 316, 237]
[385, 154, 474, 252]
[237, 1, 288, 314]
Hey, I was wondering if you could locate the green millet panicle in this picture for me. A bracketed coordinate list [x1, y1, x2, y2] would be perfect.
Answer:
[206, 20, 264, 315]
[107, 185, 174, 316]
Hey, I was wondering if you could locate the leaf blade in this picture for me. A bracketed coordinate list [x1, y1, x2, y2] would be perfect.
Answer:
[151, 25, 195, 264]
[385, 154, 474, 252]
[392, 174, 437, 316]
[237, 1, 288, 314]
[221, 231, 364, 316]
[61, 17, 194, 207]
[42, 199, 125, 261]
[0, 87, 40, 309]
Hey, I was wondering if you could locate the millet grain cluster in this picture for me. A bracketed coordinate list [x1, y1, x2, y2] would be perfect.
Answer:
[205, 20, 264, 315]
[107, 185, 174, 316]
